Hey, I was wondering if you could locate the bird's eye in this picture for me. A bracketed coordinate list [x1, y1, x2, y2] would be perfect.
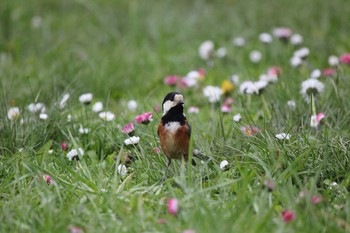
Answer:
[170, 96, 174, 101]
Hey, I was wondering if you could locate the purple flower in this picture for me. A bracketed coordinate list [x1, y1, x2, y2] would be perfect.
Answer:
[43, 175, 54, 185]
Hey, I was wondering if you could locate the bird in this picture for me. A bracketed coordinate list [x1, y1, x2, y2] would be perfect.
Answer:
[157, 92, 195, 183]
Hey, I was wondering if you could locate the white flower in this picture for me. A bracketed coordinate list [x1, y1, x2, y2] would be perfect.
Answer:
[203, 85, 223, 103]
[232, 37, 245, 47]
[99, 111, 115, 121]
[39, 113, 48, 120]
[259, 73, 278, 83]
[249, 50, 262, 63]
[79, 93, 93, 104]
[27, 103, 45, 113]
[117, 164, 128, 176]
[216, 47, 227, 58]
[254, 80, 268, 94]
[188, 106, 199, 114]
[182, 70, 200, 87]
[259, 33, 273, 43]
[272, 27, 292, 38]
[7, 107, 20, 120]
[92, 102, 103, 112]
[67, 114, 72, 122]
[233, 113, 242, 122]
[127, 100, 138, 111]
[300, 79, 325, 102]
[290, 34, 303, 45]
[79, 125, 89, 134]
[239, 81, 256, 95]
[310, 69, 321, 79]
[31, 16, 42, 28]
[290, 56, 303, 67]
[293, 47, 310, 59]
[310, 115, 318, 128]
[66, 148, 84, 161]
[220, 160, 229, 170]
[328, 55, 339, 66]
[59, 93, 70, 109]
[48, 149, 53, 154]
[287, 100, 296, 110]
[124, 136, 140, 146]
[230, 75, 240, 85]
[275, 133, 291, 140]
[198, 40, 214, 60]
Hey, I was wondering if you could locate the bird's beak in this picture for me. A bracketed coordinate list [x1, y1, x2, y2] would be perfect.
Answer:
[174, 94, 184, 104]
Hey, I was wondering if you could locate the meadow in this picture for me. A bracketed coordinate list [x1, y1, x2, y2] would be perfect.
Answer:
[1, 0, 350, 232]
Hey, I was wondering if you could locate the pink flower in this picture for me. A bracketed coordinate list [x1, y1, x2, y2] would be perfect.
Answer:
[167, 198, 179, 216]
[316, 112, 325, 123]
[197, 68, 206, 78]
[224, 97, 234, 106]
[267, 66, 282, 76]
[188, 106, 199, 114]
[221, 104, 232, 113]
[157, 218, 167, 224]
[273, 27, 292, 39]
[135, 112, 153, 124]
[339, 53, 350, 65]
[322, 68, 336, 76]
[164, 75, 180, 86]
[153, 105, 161, 113]
[282, 210, 296, 223]
[311, 195, 323, 204]
[61, 142, 68, 151]
[121, 122, 134, 135]
[241, 126, 259, 136]
[152, 147, 161, 154]
[43, 175, 54, 185]
[183, 230, 196, 233]
[68, 226, 83, 233]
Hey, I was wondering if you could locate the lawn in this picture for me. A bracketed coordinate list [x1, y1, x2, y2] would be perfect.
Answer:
[1, 0, 350, 232]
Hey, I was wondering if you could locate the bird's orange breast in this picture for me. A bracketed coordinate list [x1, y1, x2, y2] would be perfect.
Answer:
[158, 122, 190, 160]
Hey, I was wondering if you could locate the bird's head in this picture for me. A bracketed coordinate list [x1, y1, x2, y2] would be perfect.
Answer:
[162, 92, 184, 116]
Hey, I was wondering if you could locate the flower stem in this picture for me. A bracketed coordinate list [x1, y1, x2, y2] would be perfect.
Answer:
[261, 95, 271, 119]
[311, 92, 317, 116]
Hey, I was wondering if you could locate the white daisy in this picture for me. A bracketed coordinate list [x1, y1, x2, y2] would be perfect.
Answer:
[272, 27, 292, 39]
[27, 103, 45, 113]
[117, 164, 128, 176]
[300, 79, 325, 102]
[328, 55, 339, 66]
[254, 80, 268, 95]
[275, 133, 291, 140]
[79, 93, 93, 104]
[290, 34, 303, 45]
[127, 100, 138, 111]
[259, 33, 273, 44]
[239, 81, 256, 95]
[310, 115, 318, 128]
[220, 160, 229, 170]
[293, 47, 310, 59]
[290, 56, 303, 67]
[310, 69, 321, 79]
[287, 100, 296, 110]
[66, 148, 84, 161]
[216, 47, 227, 58]
[259, 73, 278, 83]
[39, 113, 48, 120]
[249, 50, 262, 63]
[79, 125, 89, 134]
[232, 37, 245, 47]
[203, 85, 223, 103]
[99, 111, 115, 121]
[124, 136, 140, 146]
[7, 107, 20, 120]
[233, 113, 242, 122]
[92, 101, 103, 112]
[31, 15, 42, 28]
[230, 74, 240, 85]
[59, 93, 70, 109]
[198, 40, 214, 60]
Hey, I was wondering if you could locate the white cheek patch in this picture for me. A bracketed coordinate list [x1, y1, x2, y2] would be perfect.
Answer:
[162, 100, 176, 116]
[164, 122, 181, 134]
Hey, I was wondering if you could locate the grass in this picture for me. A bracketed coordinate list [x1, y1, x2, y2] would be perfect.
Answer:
[1, 0, 350, 232]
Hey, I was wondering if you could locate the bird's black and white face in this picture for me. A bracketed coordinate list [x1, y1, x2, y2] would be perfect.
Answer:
[162, 92, 184, 116]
